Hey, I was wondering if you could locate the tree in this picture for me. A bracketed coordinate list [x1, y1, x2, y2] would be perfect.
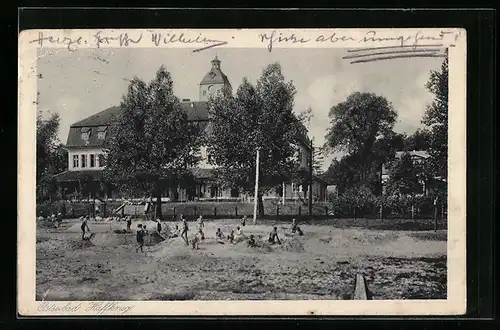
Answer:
[405, 129, 432, 151]
[324, 92, 397, 186]
[422, 56, 448, 180]
[103, 66, 202, 219]
[36, 112, 68, 201]
[207, 63, 302, 216]
[386, 152, 422, 196]
[340, 184, 376, 218]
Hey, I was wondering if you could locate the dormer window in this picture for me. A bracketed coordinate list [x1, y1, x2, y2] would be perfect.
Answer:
[97, 126, 107, 139]
[81, 127, 91, 141]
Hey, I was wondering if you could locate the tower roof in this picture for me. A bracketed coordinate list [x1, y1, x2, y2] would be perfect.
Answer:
[200, 56, 231, 86]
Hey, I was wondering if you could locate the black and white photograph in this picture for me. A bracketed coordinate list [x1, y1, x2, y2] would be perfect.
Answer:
[18, 28, 466, 315]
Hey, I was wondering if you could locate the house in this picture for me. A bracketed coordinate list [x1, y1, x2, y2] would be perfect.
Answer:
[381, 150, 445, 196]
[54, 56, 327, 202]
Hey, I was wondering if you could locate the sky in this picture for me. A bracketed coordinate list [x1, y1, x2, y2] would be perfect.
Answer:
[37, 47, 444, 170]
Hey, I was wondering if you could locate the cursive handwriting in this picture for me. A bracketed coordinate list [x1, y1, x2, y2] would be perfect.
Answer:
[259, 30, 311, 52]
[93, 31, 143, 48]
[29, 32, 85, 51]
[258, 29, 460, 51]
[37, 301, 134, 315]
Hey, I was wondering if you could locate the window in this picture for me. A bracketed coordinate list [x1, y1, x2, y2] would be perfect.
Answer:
[72, 155, 79, 168]
[97, 126, 107, 139]
[81, 155, 87, 168]
[90, 154, 96, 168]
[98, 154, 106, 167]
[81, 127, 91, 141]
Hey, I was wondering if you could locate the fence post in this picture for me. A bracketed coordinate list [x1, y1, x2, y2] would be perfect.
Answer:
[194, 206, 197, 216]
[277, 204, 279, 216]
[298, 206, 301, 216]
[441, 204, 445, 221]
[325, 206, 328, 216]
[173, 207, 176, 219]
[433, 205, 438, 232]
[235, 206, 238, 217]
[411, 205, 415, 220]
[214, 207, 217, 217]
[379, 204, 383, 220]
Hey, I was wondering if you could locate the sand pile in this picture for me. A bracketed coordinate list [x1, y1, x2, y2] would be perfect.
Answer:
[89, 233, 135, 247]
[280, 237, 305, 253]
[232, 240, 273, 254]
[70, 239, 94, 250]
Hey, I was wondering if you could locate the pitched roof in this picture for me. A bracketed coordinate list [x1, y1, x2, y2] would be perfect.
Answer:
[53, 170, 103, 182]
[71, 106, 121, 127]
[395, 150, 430, 159]
[190, 167, 214, 179]
[200, 67, 231, 86]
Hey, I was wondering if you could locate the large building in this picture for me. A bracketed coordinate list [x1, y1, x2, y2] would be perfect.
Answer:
[54, 56, 327, 202]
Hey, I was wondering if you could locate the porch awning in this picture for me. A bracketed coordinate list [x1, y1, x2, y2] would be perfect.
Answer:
[53, 170, 103, 182]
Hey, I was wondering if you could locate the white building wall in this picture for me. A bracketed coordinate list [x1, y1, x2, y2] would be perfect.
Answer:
[67, 148, 106, 171]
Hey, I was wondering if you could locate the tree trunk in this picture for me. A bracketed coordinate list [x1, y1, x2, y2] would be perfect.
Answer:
[257, 193, 265, 216]
[155, 187, 163, 220]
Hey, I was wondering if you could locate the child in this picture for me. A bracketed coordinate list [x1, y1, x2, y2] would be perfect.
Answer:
[196, 215, 205, 240]
[136, 224, 146, 253]
[191, 234, 200, 250]
[81, 216, 91, 240]
[126, 216, 132, 231]
[216, 228, 224, 240]
[268, 226, 281, 245]
[291, 218, 304, 236]
[240, 216, 246, 227]
[236, 226, 242, 236]
[156, 218, 162, 234]
[248, 234, 256, 247]
[227, 230, 235, 244]
[180, 215, 189, 245]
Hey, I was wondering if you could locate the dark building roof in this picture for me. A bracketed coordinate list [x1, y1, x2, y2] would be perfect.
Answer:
[71, 106, 121, 127]
[66, 102, 210, 148]
[190, 167, 214, 180]
[54, 170, 103, 182]
[200, 56, 231, 87]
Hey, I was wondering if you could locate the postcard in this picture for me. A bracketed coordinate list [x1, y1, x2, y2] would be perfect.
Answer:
[18, 28, 466, 316]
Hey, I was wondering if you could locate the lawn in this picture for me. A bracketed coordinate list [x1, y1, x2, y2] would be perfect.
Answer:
[36, 217, 447, 301]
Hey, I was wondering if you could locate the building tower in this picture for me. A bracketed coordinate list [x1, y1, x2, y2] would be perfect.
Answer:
[199, 56, 232, 101]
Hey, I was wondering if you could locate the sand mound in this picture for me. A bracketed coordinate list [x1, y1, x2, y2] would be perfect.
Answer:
[232, 240, 274, 254]
[280, 237, 305, 253]
[70, 239, 94, 250]
[89, 233, 135, 247]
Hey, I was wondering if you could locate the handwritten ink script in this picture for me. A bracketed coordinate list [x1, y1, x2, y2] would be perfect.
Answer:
[38, 301, 134, 315]
[29, 31, 228, 52]
[260, 30, 461, 52]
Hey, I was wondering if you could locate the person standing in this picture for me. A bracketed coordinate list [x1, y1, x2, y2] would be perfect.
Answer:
[180, 215, 189, 245]
[196, 215, 205, 240]
[81, 216, 91, 240]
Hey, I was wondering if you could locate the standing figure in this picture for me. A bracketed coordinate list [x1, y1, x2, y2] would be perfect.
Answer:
[135, 224, 145, 253]
[180, 215, 189, 245]
[291, 218, 304, 235]
[126, 216, 132, 232]
[240, 216, 247, 227]
[156, 218, 162, 234]
[268, 226, 281, 245]
[81, 216, 91, 240]
[196, 215, 205, 240]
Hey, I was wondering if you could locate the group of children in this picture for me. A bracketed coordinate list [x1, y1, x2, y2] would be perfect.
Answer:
[80, 210, 305, 253]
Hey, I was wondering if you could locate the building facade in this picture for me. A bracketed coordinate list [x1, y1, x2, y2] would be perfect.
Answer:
[54, 57, 327, 202]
